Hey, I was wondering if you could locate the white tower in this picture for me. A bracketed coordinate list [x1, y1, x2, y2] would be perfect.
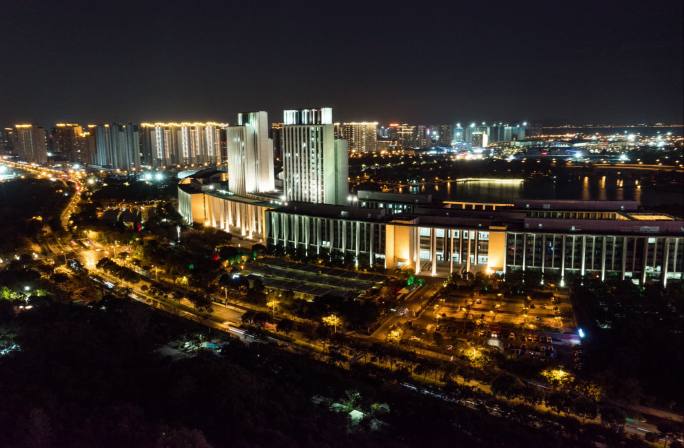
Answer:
[227, 111, 275, 195]
[282, 107, 348, 205]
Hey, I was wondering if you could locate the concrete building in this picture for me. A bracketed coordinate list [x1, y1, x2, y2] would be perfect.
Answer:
[226, 111, 274, 195]
[140, 122, 226, 168]
[178, 181, 271, 241]
[93, 123, 140, 169]
[51, 123, 87, 163]
[335, 122, 378, 153]
[387, 123, 417, 148]
[282, 108, 348, 205]
[11, 124, 47, 163]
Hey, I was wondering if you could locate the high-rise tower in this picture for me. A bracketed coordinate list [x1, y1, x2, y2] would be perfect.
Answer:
[226, 111, 275, 195]
[282, 107, 348, 205]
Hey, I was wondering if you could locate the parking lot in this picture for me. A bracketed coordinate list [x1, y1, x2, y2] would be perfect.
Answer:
[245, 258, 387, 300]
[428, 289, 575, 332]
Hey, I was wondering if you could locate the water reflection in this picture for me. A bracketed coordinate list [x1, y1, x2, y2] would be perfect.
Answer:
[582, 176, 590, 201]
[389, 173, 678, 209]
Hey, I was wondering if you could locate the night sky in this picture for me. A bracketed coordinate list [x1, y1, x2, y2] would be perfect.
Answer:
[1, 0, 682, 126]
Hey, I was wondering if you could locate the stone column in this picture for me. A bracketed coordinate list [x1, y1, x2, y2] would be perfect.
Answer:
[341, 221, 347, 255]
[415, 227, 422, 275]
[621, 236, 628, 280]
[449, 229, 454, 274]
[641, 238, 649, 285]
[355, 221, 361, 267]
[673, 238, 679, 281]
[369, 223, 374, 267]
[474, 230, 480, 268]
[293, 215, 299, 249]
[458, 230, 463, 268]
[662, 237, 670, 287]
[580, 235, 586, 277]
[305, 216, 310, 255]
[600, 236, 606, 281]
[466, 231, 472, 273]
[430, 227, 437, 275]
[521, 233, 527, 272]
[330, 220, 335, 253]
[503, 232, 508, 275]
[316, 218, 322, 255]
[560, 235, 566, 284]
[541, 234, 546, 276]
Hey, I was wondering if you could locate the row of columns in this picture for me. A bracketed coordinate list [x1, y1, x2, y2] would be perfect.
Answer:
[270, 213, 377, 266]
[204, 195, 265, 241]
[412, 227, 484, 276]
[512, 233, 681, 286]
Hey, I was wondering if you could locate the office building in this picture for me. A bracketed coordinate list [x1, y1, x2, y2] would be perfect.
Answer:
[335, 122, 378, 153]
[140, 122, 226, 168]
[93, 123, 140, 169]
[226, 111, 275, 195]
[282, 108, 348, 205]
[11, 124, 47, 163]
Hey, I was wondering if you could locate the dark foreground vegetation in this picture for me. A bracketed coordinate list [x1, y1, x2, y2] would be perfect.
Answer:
[0, 296, 643, 448]
[0, 178, 69, 252]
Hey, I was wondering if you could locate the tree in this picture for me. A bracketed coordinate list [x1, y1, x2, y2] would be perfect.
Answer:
[188, 294, 212, 313]
[276, 318, 294, 334]
[491, 373, 526, 398]
[322, 314, 342, 334]
[267, 298, 280, 318]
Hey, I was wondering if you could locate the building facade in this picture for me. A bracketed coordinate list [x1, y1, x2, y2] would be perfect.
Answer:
[93, 123, 140, 169]
[282, 108, 348, 205]
[179, 180, 684, 287]
[11, 124, 48, 163]
[140, 122, 226, 168]
[227, 112, 274, 195]
[51, 123, 88, 163]
[335, 122, 378, 153]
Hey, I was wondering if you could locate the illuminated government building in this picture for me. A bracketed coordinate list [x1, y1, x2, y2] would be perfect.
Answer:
[178, 108, 684, 288]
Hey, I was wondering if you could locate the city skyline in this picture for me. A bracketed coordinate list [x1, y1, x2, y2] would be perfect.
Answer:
[1, 1, 683, 447]
[1, 1, 682, 126]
